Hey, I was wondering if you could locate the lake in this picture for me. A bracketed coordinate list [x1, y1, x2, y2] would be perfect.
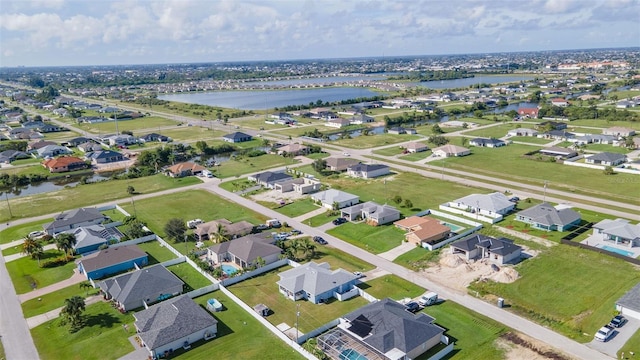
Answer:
[414, 75, 537, 89]
[158, 87, 379, 110]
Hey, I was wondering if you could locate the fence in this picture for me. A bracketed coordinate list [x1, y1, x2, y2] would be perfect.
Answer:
[297, 319, 340, 344]
[334, 287, 359, 302]
[563, 160, 640, 175]
[427, 209, 483, 227]
[160, 256, 187, 267]
[186, 284, 219, 298]
[424, 226, 483, 251]
[110, 234, 156, 248]
[429, 338, 455, 360]
[220, 258, 289, 286]
[356, 287, 378, 303]
[437, 205, 501, 224]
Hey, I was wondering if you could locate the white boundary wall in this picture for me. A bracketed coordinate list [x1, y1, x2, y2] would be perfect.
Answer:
[437, 204, 501, 223]
[220, 258, 289, 286]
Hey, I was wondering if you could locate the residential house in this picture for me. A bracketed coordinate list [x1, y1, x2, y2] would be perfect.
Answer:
[274, 177, 321, 194]
[450, 234, 522, 265]
[67, 137, 91, 147]
[276, 143, 309, 156]
[325, 118, 351, 128]
[515, 203, 581, 232]
[517, 107, 539, 118]
[10, 129, 43, 140]
[65, 224, 123, 255]
[134, 295, 218, 360]
[446, 192, 516, 218]
[222, 132, 253, 143]
[550, 98, 569, 107]
[585, 152, 627, 166]
[139, 133, 171, 143]
[324, 157, 360, 171]
[165, 162, 206, 178]
[404, 142, 428, 153]
[277, 262, 358, 304]
[394, 216, 451, 246]
[98, 264, 184, 311]
[320, 298, 448, 360]
[52, 108, 69, 116]
[540, 130, 574, 140]
[603, 127, 636, 138]
[77, 142, 104, 153]
[538, 146, 577, 158]
[507, 128, 538, 137]
[571, 134, 616, 145]
[616, 283, 640, 320]
[106, 134, 137, 147]
[387, 126, 416, 135]
[537, 121, 567, 130]
[432, 144, 471, 157]
[43, 207, 107, 235]
[207, 234, 282, 268]
[346, 163, 390, 179]
[36, 145, 72, 158]
[194, 219, 254, 241]
[248, 171, 293, 189]
[469, 138, 507, 148]
[88, 150, 125, 164]
[42, 156, 88, 173]
[341, 202, 400, 226]
[349, 114, 374, 124]
[0, 150, 29, 164]
[592, 219, 640, 248]
[311, 189, 359, 209]
[76, 244, 148, 280]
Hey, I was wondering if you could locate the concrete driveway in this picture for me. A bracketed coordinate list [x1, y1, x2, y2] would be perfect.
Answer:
[588, 317, 640, 358]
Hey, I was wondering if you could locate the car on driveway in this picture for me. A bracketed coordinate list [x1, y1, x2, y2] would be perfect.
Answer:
[313, 236, 328, 245]
[405, 301, 420, 313]
[610, 315, 627, 328]
[290, 229, 302, 235]
[332, 217, 347, 225]
[28, 231, 45, 239]
[353, 271, 364, 278]
[594, 325, 614, 342]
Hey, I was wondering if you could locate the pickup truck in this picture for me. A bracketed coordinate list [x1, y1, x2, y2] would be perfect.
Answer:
[594, 325, 614, 342]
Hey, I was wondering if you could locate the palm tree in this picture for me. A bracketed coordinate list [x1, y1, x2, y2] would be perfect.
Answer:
[210, 223, 229, 243]
[61, 296, 86, 331]
[79, 281, 93, 296]
[22, 237, 44, 266]
[55, 233, 77, 256]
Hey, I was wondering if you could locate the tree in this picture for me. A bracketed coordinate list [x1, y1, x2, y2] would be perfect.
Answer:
[195, 140, 209, 154]
[210, 223, 229, 243]
[462, 122, 468, 129]
[127, 185, 135, 195]
[312, 158, 327, 173]
[393, 195, 403, 204]
[431, 123, 443, 134]
[404, 199, 413, 209]
[164, 218, 187, 242]
[255, 256, 266, 268]
[428, 135, 449, 146]
[603, 166, 615, 175]
[55, 233, 77, 256]
[461, 137, 469, 147]
[60, 296, 86, 332]
[124, 220, 147, 239]
[22, 238, 44, 266]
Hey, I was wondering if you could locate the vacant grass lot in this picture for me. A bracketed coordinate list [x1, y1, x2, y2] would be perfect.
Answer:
[569, 119, 640, 130]
[393, 247, 442, 271]
[585, 143, 630, 154]
[6, 250, 76, 294]
[22, 283, 99, 318]
[120, 189, 266, 241]
[331, 133, 421, 149]
[135, 240, 178, 264]
[228, 266, 370, 333]
[0, 219, 51, 244]
[327, 223, 405, 254]
[357, 274, 425, 300]
[468, 245, 640, 342]
[429, 144, 640, 206]
[76, 116, 179, 134]
[462, 123, 519, 138]
[401, 150, 433, 161]
[145, 127, 226, 141]
[31, 301, 136, 360]
[215, 154, 298, 178]
[421, 300, 506, 360]
[304, 152, 330, 160]
[305, 245, 375, 273]
[167, 262, 212, 291]
[373, 146, 405, 156]
[188, 292, 304, 360]
[234, 118, 289, 130]
[0, 175, 201, 222]
[272, 198, 320, 218]
[507, 136, 551, 144]
[306, 211, 340, 227]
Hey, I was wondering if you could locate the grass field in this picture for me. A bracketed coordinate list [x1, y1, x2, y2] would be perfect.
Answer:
[304, 152, 330, 160]
[331, 133, 421, 149]
[6, 250, 77, 294]
[0, 174, 201, 222]
[462, 123, 519, 138]
[569, 119, 640, 131]
[135, 240, 179, 264]
[234, 117, 289, 130]
[401, 150, 433, 161]
[306, 245, 375, 273]
[76, 116, 179, 134]
[393, 247, 442, 271]
[618, 328, 640, 360]
[468, 245, 640, 342]
[0, 219, 51, 244]
[327, 223, 405, 254]
[585, 143, 630, 154]
[31, 301, 136, 360]
[306, 210, 340, 227]
[428, 143, 640, 206]
[271, 198, 320, 218]
[357, 274, 425, 300]
[143, 127, 226, 141]
[372, 146, 406, 156]
[167, 262, 212, 291]
[22, 283, 99, 318]
[228, 266, 370, 333]
[507, 136, 551, 144]
[215, 154, 298, 178]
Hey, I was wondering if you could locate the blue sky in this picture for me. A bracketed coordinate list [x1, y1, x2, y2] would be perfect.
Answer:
[1, 0, 638, 67]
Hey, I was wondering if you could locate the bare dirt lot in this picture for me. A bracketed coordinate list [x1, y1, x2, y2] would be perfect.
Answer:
[250, 188, 307, 203]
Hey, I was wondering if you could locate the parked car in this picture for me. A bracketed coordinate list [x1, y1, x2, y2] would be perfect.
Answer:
[509, 196, 520, 202]
[343, 152, 350, 156]
[332, 217, 347, 225]
[417, 292, 438, 307]
[610, 315, 627, 328]
[313, 236, 328, 245]
[290, 229, 302, 235]
[594, 325, 614, 342]
[353, 271, 364, 278]
[254, 224, 269, 231]
[28, 231, 45, 239]
[405, 302, 420, 313]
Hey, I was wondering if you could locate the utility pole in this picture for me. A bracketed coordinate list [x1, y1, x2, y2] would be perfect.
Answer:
[4, 193, 12, 219]
[543, 180, 548, 202]
[295, 303, 300, 344]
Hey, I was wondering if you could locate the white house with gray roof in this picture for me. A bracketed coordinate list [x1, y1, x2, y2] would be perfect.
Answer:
[277, 262, 358, 304]
[592, 219, 640, 248]
[346, 163, 390, 179]
[616, 283, 640, 320]
[98, 264, 184, 311]
[207, 234, 282, 268]
[447, 192, 515, 219]
[515, 203, 581, 232]
[134, 295, 217, 359]
[341, 201, 400, 226]
[311, 189, 360, 209]
[585, 152, 627, 166]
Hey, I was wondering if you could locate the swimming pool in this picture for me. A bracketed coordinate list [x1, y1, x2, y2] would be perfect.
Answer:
[442, 222, 464, 233]
[597, 244, 634, 257]
[221, 264, 238, 276]
[339, 349, 369, 360]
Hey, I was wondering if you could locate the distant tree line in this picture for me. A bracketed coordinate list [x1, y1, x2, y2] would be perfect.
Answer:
[538, 106, 640, 122]
[388, 70, 474, 82]
[277, 95, 386, 112]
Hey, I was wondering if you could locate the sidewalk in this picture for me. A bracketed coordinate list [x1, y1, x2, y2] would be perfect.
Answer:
[26, 295, 102, 329]
[378, 241, 416, 261]
[4, 244, 57, 262]
[19, 269, 86, 303]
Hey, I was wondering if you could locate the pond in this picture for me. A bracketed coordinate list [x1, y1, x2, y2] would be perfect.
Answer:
[1, 173, 113, 200]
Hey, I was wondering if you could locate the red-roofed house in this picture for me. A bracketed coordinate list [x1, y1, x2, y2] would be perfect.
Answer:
[165, 162, 206, 178]
[394, 216, 451, 246]
[42, 156, 88, 173]
[518, 107, 539, 118]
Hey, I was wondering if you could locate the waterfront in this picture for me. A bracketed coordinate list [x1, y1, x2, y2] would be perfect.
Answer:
[414, 74, 537, 89]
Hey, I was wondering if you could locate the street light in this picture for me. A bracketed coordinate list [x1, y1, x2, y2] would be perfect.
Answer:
[4, 192, 12, 219]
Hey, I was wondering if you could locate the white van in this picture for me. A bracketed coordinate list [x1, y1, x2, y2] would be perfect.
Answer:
[418, 292, 438, 307]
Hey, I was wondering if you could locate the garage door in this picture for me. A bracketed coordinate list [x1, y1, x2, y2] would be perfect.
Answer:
[619, 306, 640, 321]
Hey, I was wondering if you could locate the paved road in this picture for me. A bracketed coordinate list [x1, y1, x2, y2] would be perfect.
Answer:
[199, 180, 612, 360]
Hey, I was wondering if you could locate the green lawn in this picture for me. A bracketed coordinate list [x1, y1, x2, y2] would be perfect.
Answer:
[462, 123, 519, 138]
[618, 328, 640, 360]
[420, 300, 506, 360]
[234, 117, 289, 130]
[188, 292, 304, 360]
[507, 136, 551, 144]
[215, 154, 298, 178]
[218, 178, 257, 192]
[167, 262, 212, 291]
[228, 266, 370, 333]
[0, 219, 53, 244]
[31, 301, 136, 360]
[120, 189, 266, 243]
[331, 133, 421, 149]
[428, 143, 640, 206]
[306, 210, 340, 227]
[76, 116, 178, 134]
[327, 223, 405, 254]
[400, 150, 432, 161]
[22, 283, 99, 318]
[146, 127, 226, 141]
[1, 174, 201, 222]
[6, 250, 77, 294]
[136, 240, 179, 264]
[272, 198, 320, 218]
[468, 245, 640, 342]
[357, 274, 425, 300]
[569, 119, 640, 131]
[304, 152, 330, 160]
[2, 242, 27, 256]
[0, 162, 51, 177]
[585, 143, 630, 154]
[372, 146, 405, 156]
[393, 247, 441, 271]
[306, 246, 375, 273]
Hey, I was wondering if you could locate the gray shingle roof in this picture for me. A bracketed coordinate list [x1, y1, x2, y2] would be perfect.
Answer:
[134, 295, 217, 350]
[254, 171, 292, 184]
[452, 192, 514, 213]
[78, 244, 147, 273]
[98, 264, 184, 306]
[68, 224, 122, 251]
[208, 234, 281, 264]
[587, 152, 626, 163]
[223, 132, 252, 141]
[43, 207, 105, 232]
[343, 298, 445, 354]
[347, 163, 389, 172]
[516, 203, 580, 227]
[311, 189, 359, 204]
[451, 234, 521, 256]
[277, 262, 356, 296]
[593, 219, 640, 240]
[617, 283, 640, 313]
